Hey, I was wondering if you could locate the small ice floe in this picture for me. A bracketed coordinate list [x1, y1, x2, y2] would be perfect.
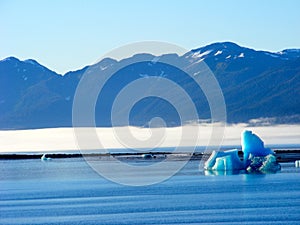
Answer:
[142, 154, 153, 159]
[295, 160, 300, 168]
[205, 130, 281, 174]
[41, 153, 51, 161]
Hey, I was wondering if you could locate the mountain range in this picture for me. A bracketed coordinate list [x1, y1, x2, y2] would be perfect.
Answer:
[0, 42, 300, 129]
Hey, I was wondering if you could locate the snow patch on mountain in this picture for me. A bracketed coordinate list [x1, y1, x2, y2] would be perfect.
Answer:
[214, 50, 222, 56]
[191, 58, 205, 66]
[264, 52, 280, 58]
[191, 50, 212, 59]
[100, 65, 108, 71]
[238, 53, 244, 58]
[24, 59, 46, 70]
[193, 71, 201, 76]
[22, 75, 28, 81]
[24, 59, 38, 65]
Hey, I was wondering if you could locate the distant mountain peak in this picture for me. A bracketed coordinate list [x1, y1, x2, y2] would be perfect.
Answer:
[192, 41, 242, 52]
[0, 56, 20, 62]
[277, 49, 300, 59]
[280, 49, 300, 53]
[24, 59, 39, 65]
[187, 41, 300, 62]
[1, 57, 43, 67]
[187, 41, 248, 61]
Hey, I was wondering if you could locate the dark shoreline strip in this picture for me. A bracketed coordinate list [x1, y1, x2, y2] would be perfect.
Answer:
[0, 150, 299, 162]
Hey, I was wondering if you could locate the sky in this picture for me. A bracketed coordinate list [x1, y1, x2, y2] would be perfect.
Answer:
[1, 0, 300, 74]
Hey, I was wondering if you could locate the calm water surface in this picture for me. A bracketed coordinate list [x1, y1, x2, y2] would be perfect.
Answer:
[0, 158, 300, 224]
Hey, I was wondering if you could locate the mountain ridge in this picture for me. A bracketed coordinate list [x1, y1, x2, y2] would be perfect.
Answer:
[2, 41, 299, 75]
[0, 42, 299, 129]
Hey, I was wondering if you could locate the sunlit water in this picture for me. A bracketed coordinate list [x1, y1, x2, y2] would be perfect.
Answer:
[1, 158, 300, 224]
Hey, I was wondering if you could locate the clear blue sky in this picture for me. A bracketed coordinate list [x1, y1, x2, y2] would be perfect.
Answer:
[1, 0, 300, 74]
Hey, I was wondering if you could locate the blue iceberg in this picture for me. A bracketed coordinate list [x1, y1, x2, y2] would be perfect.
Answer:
[205, 130, 281, 174]
[242, 130, 274, 162]
[204, 149, 244, 171]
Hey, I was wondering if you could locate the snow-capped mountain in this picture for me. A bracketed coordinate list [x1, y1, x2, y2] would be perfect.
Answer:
[187, 42, 300, 61]
[0, 42, 299, 129]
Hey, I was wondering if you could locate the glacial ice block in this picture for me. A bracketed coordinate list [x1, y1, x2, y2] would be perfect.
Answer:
[204, 130, 281, 173]
[246, 154, 281, 173]
[204, 149, 244, 171]
[242, 130, 274, 161]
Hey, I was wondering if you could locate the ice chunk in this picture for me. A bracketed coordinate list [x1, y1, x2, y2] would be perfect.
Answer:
[142, 154, 153, 159]
[204, 130, 281, 174]
[204, 149, 244, 171]
[242, 130, 274, 161]
[246, 154, 281, 173]
[41, 153, 51, 161]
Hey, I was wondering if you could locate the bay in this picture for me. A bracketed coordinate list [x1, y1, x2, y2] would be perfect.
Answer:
[1, 157, 300, 224]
